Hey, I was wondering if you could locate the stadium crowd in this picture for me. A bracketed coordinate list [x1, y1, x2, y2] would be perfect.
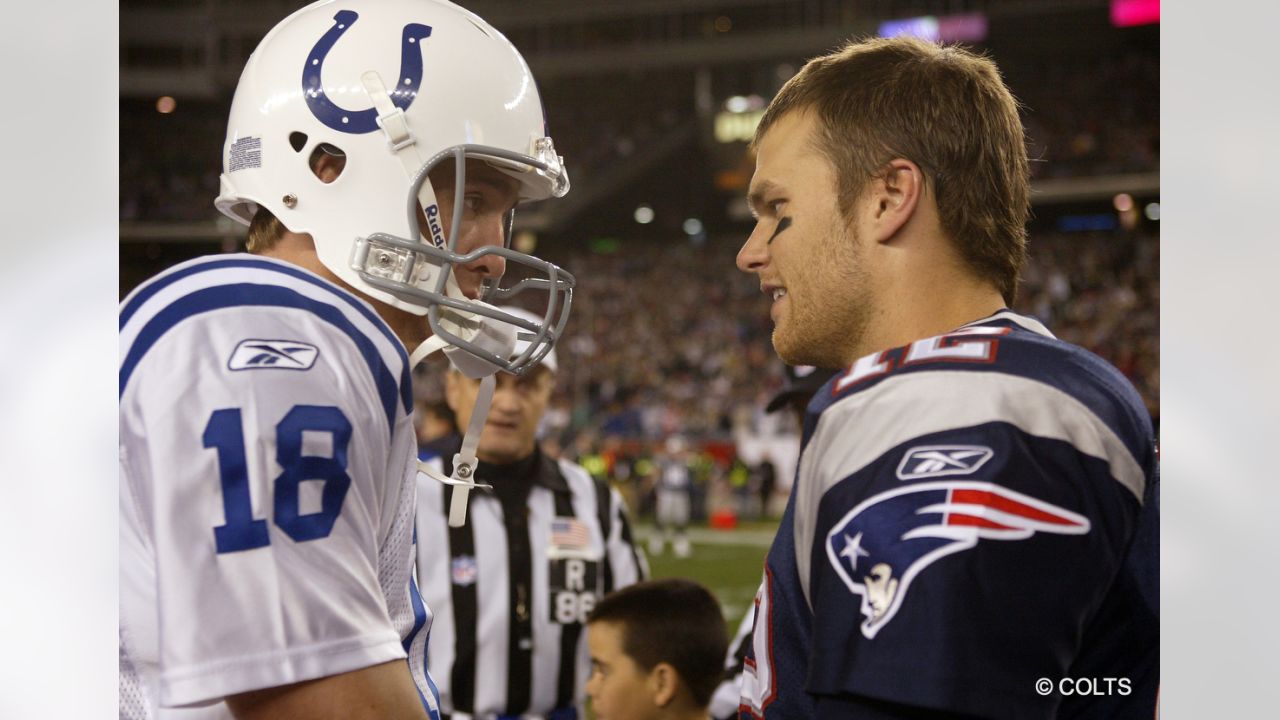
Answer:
[1016, 52, 1159, 179]
[121, 41, 1159, 524]
[120, 49, 1156, 223]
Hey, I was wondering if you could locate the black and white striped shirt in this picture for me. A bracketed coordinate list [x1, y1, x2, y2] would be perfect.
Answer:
[416, 437, 648, 720]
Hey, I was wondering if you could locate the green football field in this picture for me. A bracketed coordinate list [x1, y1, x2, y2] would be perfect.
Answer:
[634, 520, 779, 625]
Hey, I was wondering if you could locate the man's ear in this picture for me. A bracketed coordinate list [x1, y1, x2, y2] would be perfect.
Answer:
[310, 147, 346, 184]
[648, 663, 680, 708]
[866, 158, 925, 244]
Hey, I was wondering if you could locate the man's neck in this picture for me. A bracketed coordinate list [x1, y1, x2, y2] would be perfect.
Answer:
[380, 309, 430, 351]
[257, 233, 428, 350]
[845, 193, 1011, 363]
[882, 295, 1007, 353]
[477, 446, 541, 511]
[854, 269, 1007, 364]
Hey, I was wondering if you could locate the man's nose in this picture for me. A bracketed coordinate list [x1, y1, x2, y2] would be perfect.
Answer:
[458, 216, 509, 281]
[736, 224, 770, 273]
[488, 380, 521, 412]
[458, 252, 506, 284]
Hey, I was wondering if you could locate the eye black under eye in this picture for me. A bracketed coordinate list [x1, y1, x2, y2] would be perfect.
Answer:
[768, 216, 792, 243]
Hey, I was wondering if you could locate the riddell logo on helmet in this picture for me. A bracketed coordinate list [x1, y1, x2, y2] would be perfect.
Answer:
[424, 204, 445, 247]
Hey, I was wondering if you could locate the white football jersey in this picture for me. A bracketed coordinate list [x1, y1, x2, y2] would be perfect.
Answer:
[119, 254, 438, 719]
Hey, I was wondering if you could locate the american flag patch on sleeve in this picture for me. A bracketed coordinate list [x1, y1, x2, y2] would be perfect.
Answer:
[549, 517, 598, 560]
[552, 517, 589, 546]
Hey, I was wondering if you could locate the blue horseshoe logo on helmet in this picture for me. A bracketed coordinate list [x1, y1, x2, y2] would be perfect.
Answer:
[303, 10, 432, 134]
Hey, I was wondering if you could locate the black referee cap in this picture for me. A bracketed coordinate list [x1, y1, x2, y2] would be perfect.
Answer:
[764, 364, 839, 414]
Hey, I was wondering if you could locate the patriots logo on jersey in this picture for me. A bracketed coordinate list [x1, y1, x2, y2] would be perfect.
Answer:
[825, 481, 1090, 638]
[228, 339, 319, 371]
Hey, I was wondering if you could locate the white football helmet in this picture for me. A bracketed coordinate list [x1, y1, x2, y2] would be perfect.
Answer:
[215, 0, 572, 375]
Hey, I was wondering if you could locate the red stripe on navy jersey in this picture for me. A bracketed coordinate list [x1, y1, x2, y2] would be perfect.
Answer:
[951, 488, 1084, 527]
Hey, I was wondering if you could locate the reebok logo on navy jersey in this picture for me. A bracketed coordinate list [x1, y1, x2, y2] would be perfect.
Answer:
[825, 481, 1089, 638]
[228, 339, 319, 371]
[896, 445, 994, 480]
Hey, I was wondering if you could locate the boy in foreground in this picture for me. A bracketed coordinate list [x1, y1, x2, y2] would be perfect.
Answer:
[586, 579, 729, 720]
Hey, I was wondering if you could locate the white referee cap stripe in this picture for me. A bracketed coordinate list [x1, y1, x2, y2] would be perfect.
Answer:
[499, 306, 558, 373]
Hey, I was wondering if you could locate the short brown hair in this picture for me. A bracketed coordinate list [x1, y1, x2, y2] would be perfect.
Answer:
[587, 578, 728, 708]
[246, 205, 286, 254]
[755, 36, 1030, 303]
[243, 144, 346, 254]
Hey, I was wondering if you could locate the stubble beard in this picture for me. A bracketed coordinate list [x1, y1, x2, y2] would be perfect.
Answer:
[772, 222, 871, 370]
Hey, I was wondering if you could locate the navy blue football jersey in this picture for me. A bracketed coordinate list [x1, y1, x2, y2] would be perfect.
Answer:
[739, 311, 1158, 719]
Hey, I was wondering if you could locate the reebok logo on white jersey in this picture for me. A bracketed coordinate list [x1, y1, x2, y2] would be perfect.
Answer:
[228, 339, 319, 371]
[896, 445, 993, 480]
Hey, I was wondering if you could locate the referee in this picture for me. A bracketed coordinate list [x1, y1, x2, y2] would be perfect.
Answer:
[416, 308, 648, 720]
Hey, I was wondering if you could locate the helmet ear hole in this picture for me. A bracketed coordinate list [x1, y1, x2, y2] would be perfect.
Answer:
[288, 132, 308, 152]
[308, 143, 347, 184]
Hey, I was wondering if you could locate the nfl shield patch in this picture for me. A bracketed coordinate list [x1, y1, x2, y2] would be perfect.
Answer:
[451, 555, 478, 586]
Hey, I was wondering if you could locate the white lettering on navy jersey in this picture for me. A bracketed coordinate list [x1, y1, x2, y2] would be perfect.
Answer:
[739, 567, 777, 719]
[834, 351, 893, 392]
[902, 325, 1009, 365]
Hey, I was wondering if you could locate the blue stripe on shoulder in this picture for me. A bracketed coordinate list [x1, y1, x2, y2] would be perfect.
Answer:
[404, 573, 434, 714]
[425, 672, 442, 720]
[404, 571, 428, 655]
[120, 283, 404, 436]
[121, 256, 411, 414]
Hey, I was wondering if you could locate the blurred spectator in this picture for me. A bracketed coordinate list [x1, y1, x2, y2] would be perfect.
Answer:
[414, 399, 456, 448]
[649, 435, 694, 558]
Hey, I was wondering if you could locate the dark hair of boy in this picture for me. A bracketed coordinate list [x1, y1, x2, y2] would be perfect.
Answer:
[587, 578, 729, 708]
